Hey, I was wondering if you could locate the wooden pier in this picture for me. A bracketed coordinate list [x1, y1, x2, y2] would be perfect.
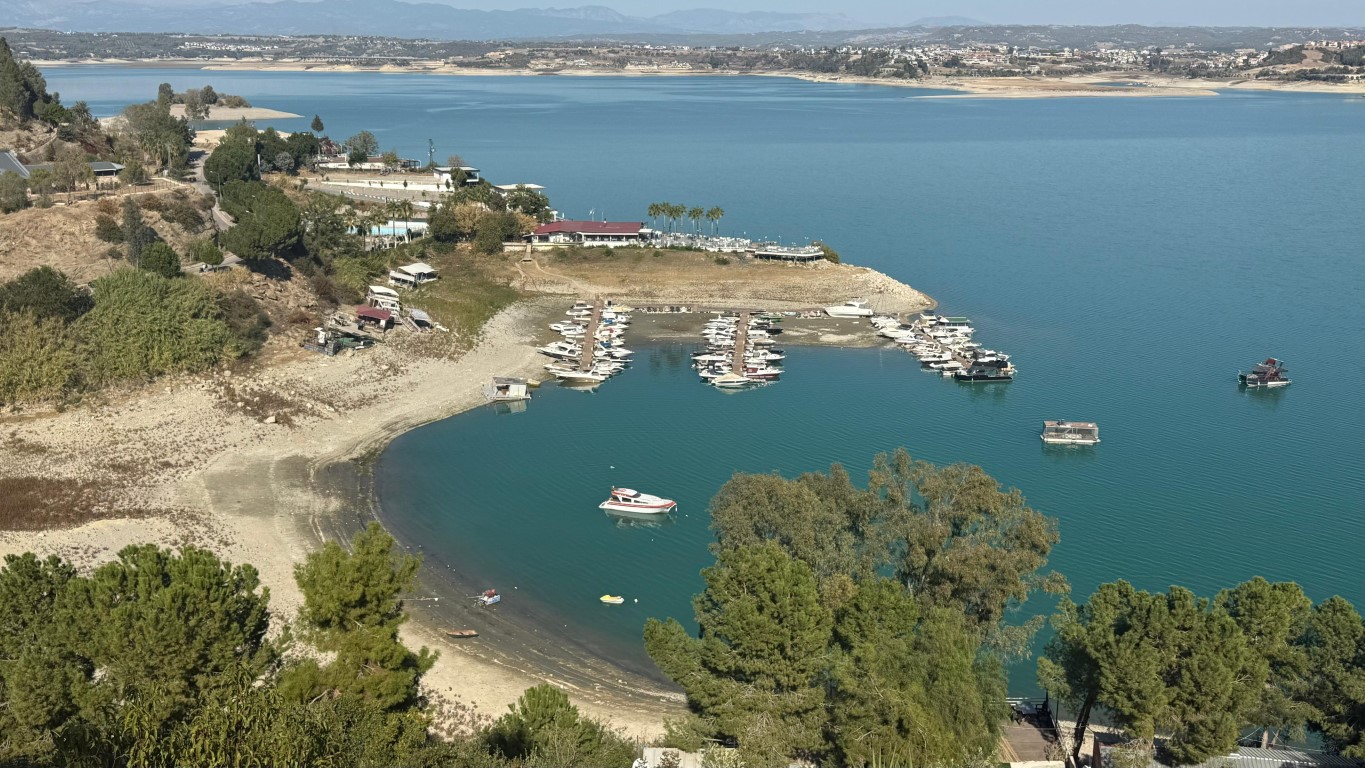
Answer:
[578, 298, 605, 372]
[730, 310, 751, 372]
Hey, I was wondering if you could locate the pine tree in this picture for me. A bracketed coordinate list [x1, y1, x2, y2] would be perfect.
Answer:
[645, 542, 832, 768]
[122, 196, 153, 265]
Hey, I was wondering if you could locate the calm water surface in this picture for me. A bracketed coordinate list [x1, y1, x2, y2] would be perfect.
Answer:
[44, 68, 1365, 688]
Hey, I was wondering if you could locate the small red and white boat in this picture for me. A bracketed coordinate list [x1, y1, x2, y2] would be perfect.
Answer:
[599, 487, 677, 514]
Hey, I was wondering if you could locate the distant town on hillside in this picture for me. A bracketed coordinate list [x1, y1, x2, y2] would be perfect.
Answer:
[6, 27, 1365, 83]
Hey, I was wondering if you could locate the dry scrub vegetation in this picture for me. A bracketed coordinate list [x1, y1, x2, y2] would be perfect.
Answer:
[0, 186, 213, 284]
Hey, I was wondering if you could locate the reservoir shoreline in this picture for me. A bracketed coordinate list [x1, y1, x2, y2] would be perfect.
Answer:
[0, 260, 934, 739]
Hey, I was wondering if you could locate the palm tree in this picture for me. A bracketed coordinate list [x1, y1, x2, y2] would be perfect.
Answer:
[706, 206, 724, 236]
[395, 199, 416, 242]
[647, 202, 663, 231]
[688, 207, 704, 237]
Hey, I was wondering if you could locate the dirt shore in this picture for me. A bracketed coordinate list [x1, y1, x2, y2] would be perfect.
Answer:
[0, 257, 932, 739]
[36, 58, 1365, 99]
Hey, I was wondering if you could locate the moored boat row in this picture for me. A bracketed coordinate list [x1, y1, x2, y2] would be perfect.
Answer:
[539, 299, 633, 387]
[870, 310, 1016, 382]
[693, 311, 786, 390]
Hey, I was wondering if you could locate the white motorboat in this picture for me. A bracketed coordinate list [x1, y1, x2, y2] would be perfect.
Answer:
[825, 298, 874, 318]
[539, 342, 581, 359]
[744, 365, 783, 380]
[599, 487, 677, 513]
[711, 372, 754, 388]
[548, 368, 610, 383]
[549, 322, 583, 333]
[746, 350, 785, 362]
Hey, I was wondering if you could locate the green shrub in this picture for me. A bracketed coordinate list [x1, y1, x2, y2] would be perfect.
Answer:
[78, 269, 238, 384]
[0, 310, 82, 405]
[0, 170, 29, 213]
[95, 214, 123, 243]
[163, 197, 206, 231]
[188, 238, 223, 266]
[139, 241, 181, 278]
[0, 266, 94, 323]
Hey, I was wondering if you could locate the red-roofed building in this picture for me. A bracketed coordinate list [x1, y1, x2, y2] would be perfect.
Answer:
[355, 306, 394, 330]
[527, 220, 650, 247]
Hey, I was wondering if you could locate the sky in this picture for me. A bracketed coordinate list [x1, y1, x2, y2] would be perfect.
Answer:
[37, 0, 1365, 28]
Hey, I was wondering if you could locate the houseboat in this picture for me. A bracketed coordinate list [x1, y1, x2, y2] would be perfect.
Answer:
[599, 487, 677, 513]
[483, 377, 531, 402]
[1239, 358, 1291, 388]
[954, 365, 1014, 382]
[1041, 421, 1101, 446]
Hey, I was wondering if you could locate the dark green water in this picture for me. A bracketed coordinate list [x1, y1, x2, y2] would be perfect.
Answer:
[43, 69, 1365, 689]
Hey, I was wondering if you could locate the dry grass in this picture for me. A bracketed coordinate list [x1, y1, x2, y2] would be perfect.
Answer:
[518, 246, 933, 313]
[392, 247, 522, 357]
[214, 382, 303, 425]
[0, 476, 131, 531]
[0, 186, 210, 284]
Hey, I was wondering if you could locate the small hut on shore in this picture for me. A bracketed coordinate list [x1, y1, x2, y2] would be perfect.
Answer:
[484, 377, 531, 402]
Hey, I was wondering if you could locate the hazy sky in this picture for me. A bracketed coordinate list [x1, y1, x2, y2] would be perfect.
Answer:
[53, 0, 1365, 27]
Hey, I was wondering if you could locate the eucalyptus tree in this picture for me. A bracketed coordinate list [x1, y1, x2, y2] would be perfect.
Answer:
[708, 448, 1065, 652]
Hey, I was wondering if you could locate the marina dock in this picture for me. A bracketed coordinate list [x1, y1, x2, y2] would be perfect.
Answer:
[730, 310, 751, 371]
[577, 298, 605, 373]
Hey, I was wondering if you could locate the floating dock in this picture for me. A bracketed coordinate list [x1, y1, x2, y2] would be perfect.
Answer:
[730, 310, 751, 371]
[578, 298, 605, 373]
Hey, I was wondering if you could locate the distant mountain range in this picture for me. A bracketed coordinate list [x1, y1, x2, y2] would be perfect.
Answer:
[0, 0, 880, 38]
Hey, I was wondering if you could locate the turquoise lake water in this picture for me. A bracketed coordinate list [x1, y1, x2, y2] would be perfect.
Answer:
[43, 68, 1365, 688]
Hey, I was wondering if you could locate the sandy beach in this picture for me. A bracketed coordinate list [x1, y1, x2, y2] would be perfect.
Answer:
[0, 254, 932, 739]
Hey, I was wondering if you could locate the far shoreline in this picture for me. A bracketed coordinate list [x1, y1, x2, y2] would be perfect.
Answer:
[34, 58, 1365, 99]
